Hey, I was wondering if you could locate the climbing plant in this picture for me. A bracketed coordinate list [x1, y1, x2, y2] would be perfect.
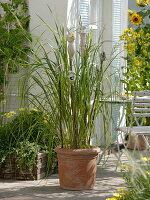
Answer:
[0, 0, 31, 102]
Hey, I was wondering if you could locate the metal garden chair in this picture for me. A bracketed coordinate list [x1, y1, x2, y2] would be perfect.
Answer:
[117, 90, 150, 152]
[97, 91, 150, 167]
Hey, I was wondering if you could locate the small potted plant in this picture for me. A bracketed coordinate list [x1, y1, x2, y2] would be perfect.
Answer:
[23, 20, 113, 190]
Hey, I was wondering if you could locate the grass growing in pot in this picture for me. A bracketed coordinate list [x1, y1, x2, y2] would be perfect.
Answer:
[21, 19, 115, 149]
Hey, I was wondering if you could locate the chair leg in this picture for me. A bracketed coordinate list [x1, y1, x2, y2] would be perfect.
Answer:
[112, 150, 123, 171]
[141, 135, 150, 150]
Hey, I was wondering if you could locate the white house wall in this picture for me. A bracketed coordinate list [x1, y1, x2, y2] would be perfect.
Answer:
[1, 1, 127, 146]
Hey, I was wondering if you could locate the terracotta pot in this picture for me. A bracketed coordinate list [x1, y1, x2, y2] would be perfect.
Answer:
[127, 134, 150, 150]
[55, 147, 100, 190]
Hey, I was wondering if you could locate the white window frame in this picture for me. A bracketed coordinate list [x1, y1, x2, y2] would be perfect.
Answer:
[111, 0, 128, 142]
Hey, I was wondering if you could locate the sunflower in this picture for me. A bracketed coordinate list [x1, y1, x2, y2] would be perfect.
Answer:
[130, 13, 142, 25]
[136, 0, 149, 7]
[143, 0, 149, 4]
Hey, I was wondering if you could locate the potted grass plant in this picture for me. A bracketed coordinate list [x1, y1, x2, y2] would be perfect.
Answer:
[22, 19, 113, 190]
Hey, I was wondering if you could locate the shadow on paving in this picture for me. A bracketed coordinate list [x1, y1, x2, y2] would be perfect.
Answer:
[0, 162, 125, 200]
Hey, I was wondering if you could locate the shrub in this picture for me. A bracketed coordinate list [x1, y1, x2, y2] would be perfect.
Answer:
[0, 108, 59, 173]
[120, 0, 150, 92]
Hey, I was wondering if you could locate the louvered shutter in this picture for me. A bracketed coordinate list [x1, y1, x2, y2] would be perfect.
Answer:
[112, 0, 122, 92]
[111, 0, 127, 142]
[79, 0, 90, 28]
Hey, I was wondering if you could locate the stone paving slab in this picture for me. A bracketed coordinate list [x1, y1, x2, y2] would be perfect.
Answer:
[0, 154, 126, 200]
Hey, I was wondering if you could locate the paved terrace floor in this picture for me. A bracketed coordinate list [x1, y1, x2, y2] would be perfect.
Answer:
[0, 153, 128, 200]
[0, 151, 150, 200]
[1, 150, 150, 200]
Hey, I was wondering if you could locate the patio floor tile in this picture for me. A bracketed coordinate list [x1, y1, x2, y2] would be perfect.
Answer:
[0, 153, 127, 200]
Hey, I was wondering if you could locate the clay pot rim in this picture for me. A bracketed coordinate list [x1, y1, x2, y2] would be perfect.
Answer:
[55, 147, 100, 156]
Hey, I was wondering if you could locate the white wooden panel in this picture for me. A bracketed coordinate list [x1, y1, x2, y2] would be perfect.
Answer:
[133, 91, 150, 96]
[118, 126, 150, 135]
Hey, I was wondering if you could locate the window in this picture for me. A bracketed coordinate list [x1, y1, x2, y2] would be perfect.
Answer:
[78, 0, 128, 144]
[79, 0, 100, 41]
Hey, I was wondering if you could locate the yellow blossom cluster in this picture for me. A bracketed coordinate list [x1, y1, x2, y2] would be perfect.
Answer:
[106, 188, 128, 200]
[4, 107, 38, 119]
[134, 57, 142, 66]
[128, 9, 134, 16]
[136, 0, 149, 7]
[43, 114, 50, 123]
[146, 171, 150, 175]
[120, 27, 149, 63]
[4, 111, 16, 118]
[19, 107, 37, 112]
[141, 157, 150, 161]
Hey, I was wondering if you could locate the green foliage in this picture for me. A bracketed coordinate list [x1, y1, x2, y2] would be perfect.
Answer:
[0, 109, 59, 172]
[0, 124, 12, 164]
[4, 109, 50, 144]
[0, 0, 31, 102]
[119, 160, 150, 200]
[22, 18, 114, 149]
[107, 156, 150, 200]
[15, 141, 43, 172]
[120, 1, 150, 92]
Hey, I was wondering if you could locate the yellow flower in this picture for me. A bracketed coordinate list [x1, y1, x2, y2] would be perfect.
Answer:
[120, 165, 132, 169]
[128, 43, 135, 49]
[133, 32, 140, 39]
[70, 34, 75, 39]
[139, 29, 144, 35]
[136, 0, 149, 6]
[124, 28, 133, 35]
[130, 13, 142, 25]
[134, 58, 142, 66]
[128, 9, 134, 16]
[128, 50, 134, 54]
[127, 43, 135, 54]
[143, 0, 149, 4]
[146, 33, 150, 37]
[142, 50, 147, 55]
[117, 188, 128, 195]
[19, 107, 34, 112]
[146, 171, 150, 175]
[119, 35, 123, 40]
[106, 198, 118, 200]
[5, 111, 16, 118]
[141, 157, 150, 161]
[138, 40, 142, 45]
[120, 165, 129, 168]
[113, 193, 122, 198]
[117, 188, 125, 192]
[43, 114, 49, 123]
[140, 68, 144, 71]
[19, 108, 26, 111]
[30, 108, 38, 112]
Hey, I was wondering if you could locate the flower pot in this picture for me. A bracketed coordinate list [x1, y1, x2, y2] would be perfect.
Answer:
[127, 134, 150, 150]
[55, 147, 100, 190]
